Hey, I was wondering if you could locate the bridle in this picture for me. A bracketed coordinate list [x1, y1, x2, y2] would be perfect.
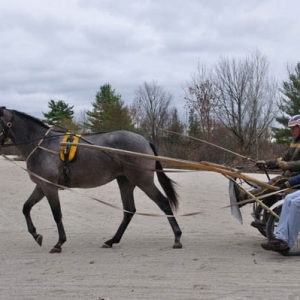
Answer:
[0, 106, 13, 145]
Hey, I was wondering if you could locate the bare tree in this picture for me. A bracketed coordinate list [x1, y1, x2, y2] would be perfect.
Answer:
[74, 109, 90, 133]
[214, 50, 279, 157]
[132, 81, 173, 146]
[183, 63, 218, 141]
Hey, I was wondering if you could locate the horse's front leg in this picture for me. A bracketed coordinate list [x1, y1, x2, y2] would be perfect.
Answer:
[45, 189, 66, 253]
[22, 185, 45, 246]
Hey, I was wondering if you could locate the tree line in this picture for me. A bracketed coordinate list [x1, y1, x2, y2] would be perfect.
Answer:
[42, 51, 300, 167]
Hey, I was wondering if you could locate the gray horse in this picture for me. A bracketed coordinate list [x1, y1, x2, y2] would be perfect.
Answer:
[0, 107, 182, 253]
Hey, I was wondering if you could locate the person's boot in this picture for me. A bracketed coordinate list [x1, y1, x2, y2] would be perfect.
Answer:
[250, 220, 266, 229]
[261, 239, 289, 251]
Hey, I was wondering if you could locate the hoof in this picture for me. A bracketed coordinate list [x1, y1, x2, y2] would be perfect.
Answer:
[173, 242, 182, 249]
[35, 234, 43, 246]
[101, 243, 112, 248]
[50, 247, 62, 253]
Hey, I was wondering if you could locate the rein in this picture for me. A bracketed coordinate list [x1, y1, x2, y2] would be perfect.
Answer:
[0, 126, 188, 174]
[159, 128, 273, 180]
[0, 108, 280, 217]
[0, 132, 67, 149]
[159, 128, 256, 163]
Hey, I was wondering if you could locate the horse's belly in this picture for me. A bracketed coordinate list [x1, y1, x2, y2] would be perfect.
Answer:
[67, 164, 118, 188]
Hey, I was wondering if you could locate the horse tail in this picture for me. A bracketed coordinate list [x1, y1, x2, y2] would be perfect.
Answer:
[149, 142, 179, 211]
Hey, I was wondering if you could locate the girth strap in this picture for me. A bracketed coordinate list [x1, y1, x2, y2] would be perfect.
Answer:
[59, 133, 81, 187]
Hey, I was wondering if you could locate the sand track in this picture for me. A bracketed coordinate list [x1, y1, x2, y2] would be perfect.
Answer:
[0, 158, 298, 300]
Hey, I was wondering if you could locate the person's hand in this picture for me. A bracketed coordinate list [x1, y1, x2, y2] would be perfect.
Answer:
[278, 161, 290, 170]
[255, 160, 266, 168]
[278, 182, 287, 190]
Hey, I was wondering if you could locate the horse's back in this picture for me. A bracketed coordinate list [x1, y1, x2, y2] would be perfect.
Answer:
[68, 131, 156, 188]
[89, 130, 152, 153]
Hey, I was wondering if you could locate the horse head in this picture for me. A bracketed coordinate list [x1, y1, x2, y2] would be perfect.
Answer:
[0, 107, 12, 145]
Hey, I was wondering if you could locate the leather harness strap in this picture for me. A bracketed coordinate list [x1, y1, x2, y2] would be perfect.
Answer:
[26, 128, 56, 163]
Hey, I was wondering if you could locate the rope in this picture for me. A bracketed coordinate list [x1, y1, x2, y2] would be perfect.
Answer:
[0, 153, 203, 218]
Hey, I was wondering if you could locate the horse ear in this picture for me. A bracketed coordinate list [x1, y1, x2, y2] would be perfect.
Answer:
[0, 107, 6, 117]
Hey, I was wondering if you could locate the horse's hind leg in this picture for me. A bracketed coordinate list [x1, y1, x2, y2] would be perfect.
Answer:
[102, 176, 136, 248]
[142, 185, 182, 249]
[23, 185, 45, 246]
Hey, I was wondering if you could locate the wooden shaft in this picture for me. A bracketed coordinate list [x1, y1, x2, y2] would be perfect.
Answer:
[61, 142, 279, 191]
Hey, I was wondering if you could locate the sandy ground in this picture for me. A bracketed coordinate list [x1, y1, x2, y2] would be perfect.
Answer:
[1, 157, 300, 300]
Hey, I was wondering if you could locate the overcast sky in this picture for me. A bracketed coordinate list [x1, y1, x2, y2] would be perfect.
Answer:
[1, 0, 299, 120]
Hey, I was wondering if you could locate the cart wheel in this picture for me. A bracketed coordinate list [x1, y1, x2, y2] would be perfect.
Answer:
[265, 205, 300, 256]
[252, 204, 268, 237]
[265, 206, 281, 241]
[252, 195, 280, 238]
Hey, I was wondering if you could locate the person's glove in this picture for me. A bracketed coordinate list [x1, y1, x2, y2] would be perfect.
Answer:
[278, 161, 290, 170]
[278, 182, 287, 190]
[255, 160, 266, 168]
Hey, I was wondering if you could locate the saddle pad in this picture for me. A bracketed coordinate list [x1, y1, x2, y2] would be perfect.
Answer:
[60, 133, 81, 162]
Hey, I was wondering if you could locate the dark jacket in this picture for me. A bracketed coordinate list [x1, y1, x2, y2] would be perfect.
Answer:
[287, 173, 300, 188]
[266, 136, 300, 174]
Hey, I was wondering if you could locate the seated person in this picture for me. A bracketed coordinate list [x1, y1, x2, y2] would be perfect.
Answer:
[235, 115, 300, 227]
[261, 173, 300, 253]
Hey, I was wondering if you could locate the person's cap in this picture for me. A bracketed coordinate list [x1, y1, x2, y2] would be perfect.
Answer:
[288, 115, 300, 127]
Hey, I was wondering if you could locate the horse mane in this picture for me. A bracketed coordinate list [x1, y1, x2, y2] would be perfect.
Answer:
[14, 109, 50, 130]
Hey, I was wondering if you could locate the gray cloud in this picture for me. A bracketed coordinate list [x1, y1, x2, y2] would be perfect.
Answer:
[0, 0, 299, 118]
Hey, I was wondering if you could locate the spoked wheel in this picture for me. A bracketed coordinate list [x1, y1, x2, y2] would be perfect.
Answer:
[266, 205, 300, 256]
[251, 194, 280, 237]
[265, 206, 281, 241]
[251, 203, 268, 237]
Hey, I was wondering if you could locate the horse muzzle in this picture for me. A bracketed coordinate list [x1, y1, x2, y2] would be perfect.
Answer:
[0, 120, 11, 146]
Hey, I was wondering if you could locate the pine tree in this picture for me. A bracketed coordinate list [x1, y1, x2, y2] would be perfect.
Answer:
[187, 108, 200, 137]
[272, 63, 300, 143]
[43, 100, 74, 129]
[86, 84, 133, 132]
[166, 108, 184, 144]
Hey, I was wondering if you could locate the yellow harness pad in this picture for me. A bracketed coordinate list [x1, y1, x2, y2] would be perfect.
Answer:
[60, 133, 81, 162]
